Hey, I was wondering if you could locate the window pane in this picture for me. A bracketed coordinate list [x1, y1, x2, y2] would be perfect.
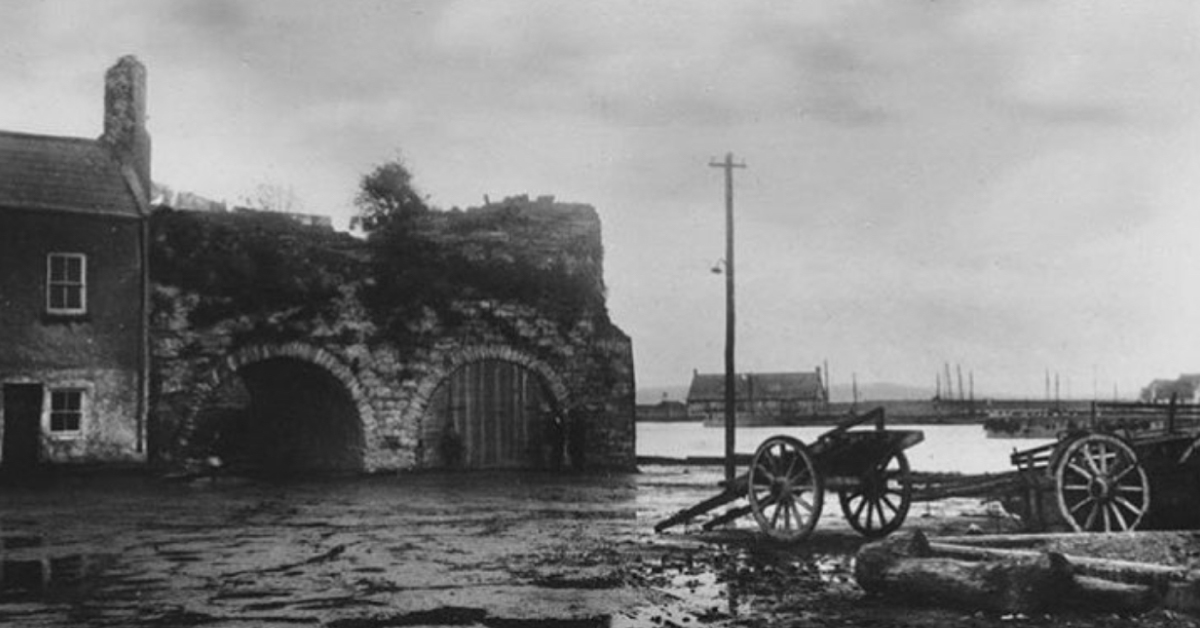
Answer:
[49, 285, 66, 309]
[50, 391, 83, 432]
[50, 255, 66, 281]
[65, 286, 82, 309]
[50, 412, 80, 432]
[66, 256, 82, 281]
[47, 254, 86, 312]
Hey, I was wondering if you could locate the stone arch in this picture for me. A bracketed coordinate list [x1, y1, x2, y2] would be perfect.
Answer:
[412, 345, 572, 469]
[187, 342, 375, 472]
[414, 345, 570, 412]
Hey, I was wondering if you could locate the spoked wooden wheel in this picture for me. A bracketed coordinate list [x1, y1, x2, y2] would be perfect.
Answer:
[1054, 433, 1150, 532]
[748, 436, 824, 541]
[838, 449, 912, 538]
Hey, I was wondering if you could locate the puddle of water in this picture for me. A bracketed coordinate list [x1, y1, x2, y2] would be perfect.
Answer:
[0, 533, 115, 603]
[631, 542, 862, 626]
[0, 552, 113, 601]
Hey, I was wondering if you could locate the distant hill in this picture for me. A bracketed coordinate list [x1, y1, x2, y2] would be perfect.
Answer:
[637, 381, 932, 405]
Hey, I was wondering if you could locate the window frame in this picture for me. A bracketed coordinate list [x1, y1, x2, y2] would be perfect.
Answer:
[46, 387, 86, 438]
[45, 252, 88, 315]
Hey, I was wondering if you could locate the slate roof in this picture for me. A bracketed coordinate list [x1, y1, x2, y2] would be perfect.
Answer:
[688, 371, 824, 402]
[0, 130, 141, 217]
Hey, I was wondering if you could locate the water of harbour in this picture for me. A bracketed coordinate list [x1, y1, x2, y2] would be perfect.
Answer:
[637, 422, 1054, 475]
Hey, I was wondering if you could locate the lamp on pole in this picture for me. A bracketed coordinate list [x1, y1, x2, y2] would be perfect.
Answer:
[710, 152, 745, 485]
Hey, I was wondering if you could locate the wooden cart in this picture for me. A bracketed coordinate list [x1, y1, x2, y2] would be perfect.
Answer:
[1010, 401, 1200, 532]
[655, 408, 924, 541]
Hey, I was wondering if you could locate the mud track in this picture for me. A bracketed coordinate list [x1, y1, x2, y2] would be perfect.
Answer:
[0, 467, 1196, 627]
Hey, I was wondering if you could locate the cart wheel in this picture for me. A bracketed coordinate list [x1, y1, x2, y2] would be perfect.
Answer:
[1054, 433, 1150, 532]
[748, 436, 823, 541]
[838, 449, 912, 538]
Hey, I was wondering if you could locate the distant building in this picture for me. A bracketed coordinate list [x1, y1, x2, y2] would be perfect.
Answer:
[686, 370, 828, 426]
[1140, 374, 1200, 404]
[636, 399, 690, 422]
[0, 56, 151, 469]
[152, 185, 334, 229]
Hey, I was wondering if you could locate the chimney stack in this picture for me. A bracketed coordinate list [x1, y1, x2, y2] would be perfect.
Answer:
[101, 55, 151, 200]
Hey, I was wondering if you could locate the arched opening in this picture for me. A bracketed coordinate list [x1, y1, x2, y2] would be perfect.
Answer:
[192, 357, 365, 474]
[423, 358, 563, 470]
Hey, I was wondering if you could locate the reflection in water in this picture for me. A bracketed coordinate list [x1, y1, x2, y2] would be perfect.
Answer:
[712, 543, 856, 617]
[0, 535, 110, 600]
[638, 422, 1055, 474]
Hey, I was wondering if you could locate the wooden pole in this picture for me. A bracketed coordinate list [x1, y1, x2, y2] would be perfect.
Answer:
[710, 152, 745, 484]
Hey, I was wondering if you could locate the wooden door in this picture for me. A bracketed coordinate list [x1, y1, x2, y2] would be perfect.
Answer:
[426, 359, 558, 469]
[2, 384, 43, 471]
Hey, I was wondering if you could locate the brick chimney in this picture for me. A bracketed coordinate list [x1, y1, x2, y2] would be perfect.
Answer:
[101, 55, 151, 199]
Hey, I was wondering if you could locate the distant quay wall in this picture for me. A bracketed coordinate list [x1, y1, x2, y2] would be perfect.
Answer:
[694, 399, 986, 427]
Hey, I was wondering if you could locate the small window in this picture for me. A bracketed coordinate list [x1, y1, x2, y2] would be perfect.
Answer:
[47, 253, 87, 314]
[49, 389, 84, 433]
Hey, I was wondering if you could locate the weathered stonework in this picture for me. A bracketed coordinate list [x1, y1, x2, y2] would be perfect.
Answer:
[150, 196, 636, 473]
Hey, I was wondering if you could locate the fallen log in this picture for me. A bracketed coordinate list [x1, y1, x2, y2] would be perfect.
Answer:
[855, 530, 1074, 613]
[927, 541, 1188, 589]
[855, 531, 1159, 614]
[1070, 576, 1158, 614]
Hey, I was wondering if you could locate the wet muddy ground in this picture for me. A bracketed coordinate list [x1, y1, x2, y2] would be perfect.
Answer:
[1, 466, 1198, 628]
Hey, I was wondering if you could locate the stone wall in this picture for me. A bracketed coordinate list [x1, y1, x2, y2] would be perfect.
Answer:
[149, 197, 635, 473]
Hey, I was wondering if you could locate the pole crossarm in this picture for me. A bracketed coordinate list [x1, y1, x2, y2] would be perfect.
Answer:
[708, 155, 747, 171]
[709, 152, 745, 484]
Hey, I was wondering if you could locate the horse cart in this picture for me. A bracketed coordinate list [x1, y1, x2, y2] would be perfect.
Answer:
[1009, 401, 1200, 533]
[655, 408, 924, 541]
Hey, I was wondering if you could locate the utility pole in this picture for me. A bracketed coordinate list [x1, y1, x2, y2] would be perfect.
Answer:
[711, 152, 745, 485]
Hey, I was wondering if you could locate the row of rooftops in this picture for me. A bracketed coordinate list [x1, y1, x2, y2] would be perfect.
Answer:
[682, 370, 1198, 405]
[1142, 374, 1200, 402]
[0, 130, 144, 218]
[0, 57, 585, 233]
[686, 370, 826, 403]
[0, 55, 338, 232]
[0, 56, 150, 220]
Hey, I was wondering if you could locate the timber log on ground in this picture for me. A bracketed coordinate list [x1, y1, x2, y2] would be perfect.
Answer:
[855, 530, 1184, 614]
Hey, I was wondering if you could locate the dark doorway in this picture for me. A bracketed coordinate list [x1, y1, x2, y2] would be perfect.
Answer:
[425, 359, 560, 470]
[208, 358, 364, 474]
[3, 384, 43, 471]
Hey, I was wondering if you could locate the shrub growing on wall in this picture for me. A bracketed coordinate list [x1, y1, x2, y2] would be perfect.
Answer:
[151, 157, 611, 344]
[354, 159, 610, 342]
[150, 207, 362, 327]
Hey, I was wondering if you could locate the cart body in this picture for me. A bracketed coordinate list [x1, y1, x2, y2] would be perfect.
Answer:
[655, 407, 924, 541]
[1010, 401, 1200, 532]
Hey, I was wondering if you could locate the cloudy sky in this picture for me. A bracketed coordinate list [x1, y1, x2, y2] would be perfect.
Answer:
[4, 1, 1200, 398]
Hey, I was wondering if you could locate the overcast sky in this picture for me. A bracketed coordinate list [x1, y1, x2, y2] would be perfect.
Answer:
[5, 1, 1200, 398]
